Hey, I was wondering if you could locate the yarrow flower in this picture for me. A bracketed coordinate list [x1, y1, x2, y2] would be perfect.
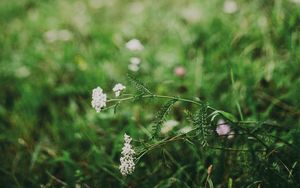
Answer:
[91, 86, 107, 112]
[128, 57, 141, 72]
[223, 0, 238, 14]
[216, 119, 231, 136]
[113, 83, 126, 97]
[125, 38, 144, 51]
[161, 120, 179, 134]
[119, 133, 136, 176]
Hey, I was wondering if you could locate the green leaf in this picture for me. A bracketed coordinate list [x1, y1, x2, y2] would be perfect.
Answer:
[228, 178, 233, 188]
[208, 178, 214, 188]
[152, 99, 177, 139]
[127, 74, 152, 95]
[210, 110, 237, 123]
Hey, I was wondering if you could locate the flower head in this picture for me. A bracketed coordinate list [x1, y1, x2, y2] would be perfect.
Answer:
[227, 131, 235, 139]
[174, 66, 186, 77]
[113, 83, 126, 97]
[223, 0, 238, 14]
[161, 120, 179, 134]
[216, 119, 231, 136]
[125, 39, 144, 51]
[128, 57, 141, 72]
[119, 133, 136, 176]
[91, 86, 107, 112]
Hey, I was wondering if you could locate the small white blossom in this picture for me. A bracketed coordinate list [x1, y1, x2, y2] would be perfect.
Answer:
[119, 134, 135, 176]
[112, 83, 126, 97]
[223, 0, 238, 14]
[227, 131, 235, 139]
[91, 87, 107, 112]
[125, 38, 144, 51]
[44, 29, 73, 43]
[161, 120, 179, 134]
[130, 57, 141, 65]
[128, 64, 139, 72]
[216, 119, 231, 136]
[128, 57, 141, 72]
[290, 0, 300, 4]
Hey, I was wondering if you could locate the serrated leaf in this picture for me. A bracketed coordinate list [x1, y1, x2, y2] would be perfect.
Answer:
[152, 99, 177, 139]
[127, 74, 152, 95]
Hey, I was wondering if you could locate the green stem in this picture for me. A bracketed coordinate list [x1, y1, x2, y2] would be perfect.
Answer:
[107, 94, 217, 111]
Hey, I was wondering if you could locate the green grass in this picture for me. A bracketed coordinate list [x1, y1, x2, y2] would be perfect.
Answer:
[0, 0, 300, 187]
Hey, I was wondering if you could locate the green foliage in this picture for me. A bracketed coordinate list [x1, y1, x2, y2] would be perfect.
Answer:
[152, 99, 177, 139]
[191, 103, 210, 147]
[127, 74, 152, 96]
[0, 0, 300, 187]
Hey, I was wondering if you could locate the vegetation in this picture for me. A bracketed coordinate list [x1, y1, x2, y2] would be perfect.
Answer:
[0, 0, 300, 187]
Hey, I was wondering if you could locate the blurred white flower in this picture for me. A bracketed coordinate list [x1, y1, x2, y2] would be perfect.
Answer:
[223, 0, 238, 14]
[91, 87, 107, 112]
[128, 64, 139, 72]
[113, 83, 126, 97]
[216, 119, 231, 136]
[15, 66, 31, 78]
[130, 57, 141, 65]
[181, 6, 202, 23]
[58, 29, 73, 41]
[227, 131, 235, 139]
[44, 29, 73, 43]
[290, 0, 300, 3]
[89, 0, 104, 9]
[161, 120, 179, 134]
[128, 57, 141, 72]
[119, 133, 135, 176]
[179, 126, 193, 134]
[125, 38, 144, 51]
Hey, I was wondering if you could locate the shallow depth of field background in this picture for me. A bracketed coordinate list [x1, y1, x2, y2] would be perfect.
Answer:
[1, 0, 300, 187]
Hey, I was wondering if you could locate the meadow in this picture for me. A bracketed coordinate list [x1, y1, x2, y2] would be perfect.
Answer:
[0, 0, 300, 187]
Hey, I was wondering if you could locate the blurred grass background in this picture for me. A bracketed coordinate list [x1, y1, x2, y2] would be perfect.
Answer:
[0, 0, 300, 187]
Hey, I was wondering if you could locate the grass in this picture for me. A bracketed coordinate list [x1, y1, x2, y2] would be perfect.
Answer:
[0, 0, 300, 187]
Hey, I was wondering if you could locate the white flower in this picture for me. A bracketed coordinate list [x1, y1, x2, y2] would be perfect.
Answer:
[216, 119, 231, 136]
[128, 57, 141, 72]
[227, 131, 235, 139]
[91, 87, 107, 112]
[44, 29, 73, 43]
[161, 120, 179, 134]
[112, 83, 126, 97]
[128, 64, 139, 72]
[223, 0, 238, 14]
[125, 38, 144, 51]
[290, 0, 300, 4]
[119, 133, 136, 176]
[130, 57, 141, 65]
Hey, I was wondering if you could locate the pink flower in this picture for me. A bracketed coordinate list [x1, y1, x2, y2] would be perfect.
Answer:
[216, 119, 231, 136]
[174, 66, 186, 77]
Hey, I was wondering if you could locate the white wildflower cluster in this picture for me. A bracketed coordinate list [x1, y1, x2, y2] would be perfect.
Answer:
[161, 120, 179, 134]
[91, 87, 107, 112]
[128, 57, 141, 72]
[223, 0, 238, 14]
[113, 83, 126, 97]
[125, 38, 144, 51]
[119, 134, 136, 176]
[44, 29, 73, 43]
